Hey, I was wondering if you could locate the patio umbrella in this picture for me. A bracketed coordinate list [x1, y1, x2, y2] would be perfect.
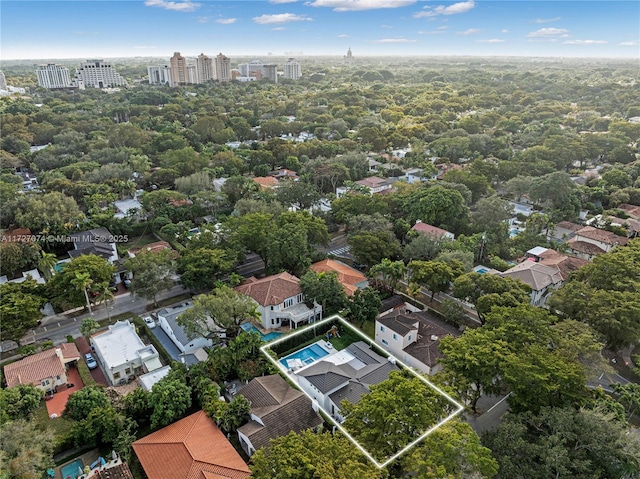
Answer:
[78, 466, 84, 476]
[112, 450, 117, 461]
[100, 457, 106, 466]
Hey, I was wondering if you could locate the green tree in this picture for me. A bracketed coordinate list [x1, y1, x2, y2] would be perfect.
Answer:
[0, 419, 55, 479]
[14, 191, 85, 235]
[149, 377, 192, 429]
[348, 231, 401, 267]
[408, 260, 455, 303]
[265, 223, 311, 276]
[177, 285, 259, 343]
[0, 280, 45, 345]
[342, 370, 455, 462]
[250, 430, 383, 479]
[81, 317, 99, 338]
[611, 383, 640, 420]
[484, 406, 640, 479]
[205, 394, 251, 434]
[403, 185, 469, 233]
[299, 270, 348, 316]
[176, 247, 234, 292]
[65, 386, 110, 421]
[94, 282, 115, 322]
[71, 271, 93, 315]
[401, 419, 498, 479]
[0, 385, 43, 424]
[346, 287, 381, 327]
[368, 258, 405, 293]
[123, 249, 176, 303]
[37, 251, 57, 281]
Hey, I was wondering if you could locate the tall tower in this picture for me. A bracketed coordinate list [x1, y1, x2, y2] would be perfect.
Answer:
[170, 52, 187, 86]
[148, 65, 172, 86]
[263, 64, 277, 83]
[344, 47, 353, 65]
[214, 53, 231, 82]
[0, 71, 7, 91]
[71, 60, 127, 88]
[283, 58, 302, 80]
[36, 64, 71, 89]
[196, 53, 214, 83]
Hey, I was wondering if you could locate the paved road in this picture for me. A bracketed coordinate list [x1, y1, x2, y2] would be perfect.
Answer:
[465, 393, 511, 434]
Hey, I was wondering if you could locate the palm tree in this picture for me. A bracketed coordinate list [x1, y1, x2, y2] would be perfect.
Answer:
[368, 258, 406, 293]
[71, 272, 93, 315]
[38, 251, 57, 280]
[95, 282, 115, 322]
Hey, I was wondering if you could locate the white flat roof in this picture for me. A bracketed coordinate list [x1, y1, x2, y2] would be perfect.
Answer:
[527, 246, 549, 256]
[92, 320, 148, 368]
[139, 365, 171, 391]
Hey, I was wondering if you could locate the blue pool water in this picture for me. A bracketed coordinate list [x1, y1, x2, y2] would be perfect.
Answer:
[509, 228, 520, 237]
[240, 323, 283, 342]
[280, 343, 329, 368]
[60, 459, 83, 479]
[476, 268, 489, 274]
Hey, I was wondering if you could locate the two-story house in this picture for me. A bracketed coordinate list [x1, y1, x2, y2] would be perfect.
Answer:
[335, 176, 394, 197]
[68, 228, 119, 264]
[410, 220, 455, 241]
[375, 309, 461, 375]
[157, 301, 217, 354]
[235, 272, 322, 330]
[91, 320, 162, 385]
[567, 225, 629, 260]
[499, 259, 562, 307]
[237, 375, 323, 457]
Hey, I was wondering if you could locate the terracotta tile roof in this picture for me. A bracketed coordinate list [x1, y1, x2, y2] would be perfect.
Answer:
[2, 228, 32, 242]
[238, 375, 323, 452]
[538, 249, 588, 280]
[356, 176, 388, 188]
[235, 272, 302, 306]
[129, 241, 178, 258]
[618, 203, 640, 219]
[575, 226, 629, 246]
[411, 221, 452, 239]
[132, 411, 250, 479]
[554, 221, 583, 232]
[500, 260, 562, 291]
[4, 344, 80, 388]
[311, 259, 368, 295]
[567, 238, 606, 256]
[253, 176, 279, 189]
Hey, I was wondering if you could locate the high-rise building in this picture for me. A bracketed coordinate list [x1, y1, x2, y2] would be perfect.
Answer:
[36, 63, 71, 89]
[284, 58, 302, 80]
[0, 71, 7, 91]
[148, 65, 172, 86]
[214, 53, 231, 82]
[71, 60, 127, 88]
[196, 53, 214, 83]
[263, 64, 277, 83]
[187, 63, 198, 84]
[169, 52, 188, 86]
[238, 60, 265, 78]
[344, 47, 353, 64]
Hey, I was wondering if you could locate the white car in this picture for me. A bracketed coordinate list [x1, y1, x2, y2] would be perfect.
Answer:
[143, 316, 156, 329]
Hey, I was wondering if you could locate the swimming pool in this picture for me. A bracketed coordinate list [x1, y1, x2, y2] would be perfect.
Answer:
[476, 268, 489, 274]
[509, 228, 520, 237]
[60, 459, 83, 479]
[280, 343, 330, 368]
[240, 323, 283, 342]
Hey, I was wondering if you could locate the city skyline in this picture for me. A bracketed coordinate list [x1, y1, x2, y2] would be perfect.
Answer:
[1, 1, 638, 60]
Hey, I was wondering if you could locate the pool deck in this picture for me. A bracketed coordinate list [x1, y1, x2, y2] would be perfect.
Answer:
[279, 340, 335, 372]
[56, 450, 100, 479]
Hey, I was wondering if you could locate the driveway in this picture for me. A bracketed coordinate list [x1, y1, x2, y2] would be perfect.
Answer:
[148, 325, 182, 362]
[75, 337, 108, 386]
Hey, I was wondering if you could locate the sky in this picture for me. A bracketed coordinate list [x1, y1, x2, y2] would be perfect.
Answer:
[1, 0, 639, 60]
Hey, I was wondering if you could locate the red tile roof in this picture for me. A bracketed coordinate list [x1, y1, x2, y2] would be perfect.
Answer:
[129, 241, 177, 257]
[4, 344, 80, 388]
[356, 176, 388, 188]
[235, 272, 302, 306]
[253, 176, 279, 189]
[575, 226, 629, 246]
[618, 203, 640, 219]
[132, 411, 250, 479]
[311, 259, 368, 295]
[538, 249, 588, 280]
[411, 221, 452, 239]
[2, 228, 32, 242]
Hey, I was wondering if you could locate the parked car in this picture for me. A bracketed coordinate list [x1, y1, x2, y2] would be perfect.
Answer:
[84, 353, 97, 370]
[143, 316, 156, 329]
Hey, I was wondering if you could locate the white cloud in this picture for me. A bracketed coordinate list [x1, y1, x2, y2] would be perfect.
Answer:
[272, 26, 286, 30]
[476, 38, 505, 43]
[215, 18, 237, 24]
[338, 34, 350, 37]
[381, 24, 393, 29]
[527, 27, 569, 37]
[414, 0, 474, 18]
[308, 0, 415, 11]
[418, 26, 448, 35]
[370, 38, 416, 43]
[459, 28, 481, 35]
[144, 0, 200, 12]
[564, 39, 608, 45]
[534, 17, 561, 23]
[619, 41, 638, 46]
[270, 0, 297, 3]
[253, 13, 312, 24]
[501, 29, 509, 33]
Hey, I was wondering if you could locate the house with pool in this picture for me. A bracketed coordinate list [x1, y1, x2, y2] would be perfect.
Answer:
[235, 272, 322, 330]
[280, 340, 398, 422]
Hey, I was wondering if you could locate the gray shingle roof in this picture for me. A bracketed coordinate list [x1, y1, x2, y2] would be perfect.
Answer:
[345, 341, 385, 365]
[377, 314, 417, 336]
[329, 381, 370, 407]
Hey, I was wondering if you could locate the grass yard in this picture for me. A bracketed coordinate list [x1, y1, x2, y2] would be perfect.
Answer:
[33, 401, 75, 438]
[124, 234, 159, 249]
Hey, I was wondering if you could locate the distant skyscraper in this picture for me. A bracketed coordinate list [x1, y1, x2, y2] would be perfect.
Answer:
[214, 53, 231, 82]
[148, 65, 172, 86]
[187, 63, 198, 84]
[36, 63, 71, 89]
[196, 53, 214, 83]
[71, 60, 127, 88]
[344, 47, 353, 64]
[170, 52, 188, 86]
[0, 71, 7, 91]
[284, 58, 302, 80]
[263, 64, 277, 83]
[238, 60, 264, 78]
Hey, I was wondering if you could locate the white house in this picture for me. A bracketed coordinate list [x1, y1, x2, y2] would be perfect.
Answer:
[499, 260, 562, 307]
[235, 272, 321, 330]
[113, 198, 143, 219]
[288, 341, 398, 422]
[139, 365, 172, 392]
[157, 301, 216, 354]
[375, 310, 461, 375]
[567, 225, 629, 260]
[91, 320, 162, 385]
[236, 375, 323, 457]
